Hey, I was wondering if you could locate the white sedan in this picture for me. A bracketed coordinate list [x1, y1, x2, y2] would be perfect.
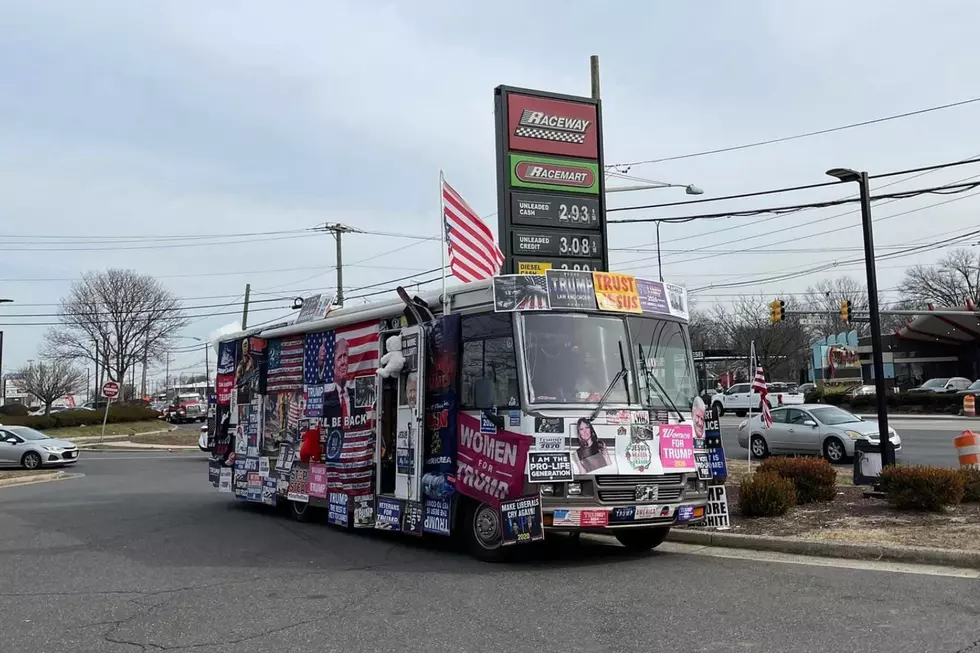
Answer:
[199, 424, 208, 452]
[737, 404, 902, 464]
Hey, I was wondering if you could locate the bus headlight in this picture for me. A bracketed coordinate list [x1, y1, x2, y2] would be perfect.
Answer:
[567, 483, 582, 496]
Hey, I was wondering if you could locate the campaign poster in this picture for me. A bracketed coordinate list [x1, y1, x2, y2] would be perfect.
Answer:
[218, 467, 232, 493]
[692, 396, 707, 449]
[424, 315, 459, 476]
[233, 459, 248, 499]
[217, 341, 237, 376]
[706, 485, 730, 530]
[636, 278, 670, 315]
[616, 423, 661, 474]
[208, 461, 220, 487]
[261, 477, 278, 506]
[375, 497, 402, 531]
[265, 390, 305, 447]
[500, 495, 544, 546]
[456, 412, 532, 508]
[695, 452, 712, 480]
[402, 500, 424, 536]
[246, 472, 263, 503]
[287, 465, 309, 503]
[236, 336, 267, 403]
[422, 497, 451, 536]
[493, 274, 551, 312]
[307, 463, 328, 498]
[216, 373, 234, 406]
[569, 417, 616, 475]
[327, 492, 349, 527]
[275, 442, 296, 474]
[304, 384, 325, 418]
[545, 269, 597, 310]
[592, 272, 642, 314]
[659, 423, 696, 471]
[527, 451, 574, 483]
[353, 495, 375, 528]
[664, 282, 689, 320]
[308, 321, 380, 498]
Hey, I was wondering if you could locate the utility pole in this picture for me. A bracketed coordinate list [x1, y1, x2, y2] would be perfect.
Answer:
[242, 283, 251, 329]
[141, 346, 148, 400]
[0, 330, 4, 406]
[164, 352, 170, 401]
[335, 229, 344, 306]
[826, 167, 894, 468]
[590, 55, 600, 100]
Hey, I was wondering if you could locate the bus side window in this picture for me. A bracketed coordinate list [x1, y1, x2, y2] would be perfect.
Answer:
[460, 314, 519, 410]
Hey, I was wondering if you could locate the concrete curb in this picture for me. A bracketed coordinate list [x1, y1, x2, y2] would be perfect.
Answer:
[855, 413, 976, 421]
[78, 444, 200, 452]
[0, 471, 82, 489]
[668, 528, 980, 569]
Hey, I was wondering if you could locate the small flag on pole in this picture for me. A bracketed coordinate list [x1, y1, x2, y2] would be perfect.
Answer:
[441, 178, 503, 282]
[751, 362, 771, 429]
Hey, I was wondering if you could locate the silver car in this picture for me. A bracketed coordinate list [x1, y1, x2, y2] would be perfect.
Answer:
[0, 425, 79, 469]
[736, 404, 902, 464]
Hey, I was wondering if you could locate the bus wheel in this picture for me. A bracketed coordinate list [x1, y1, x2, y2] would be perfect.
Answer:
[290, 500, 313, 523]
[614, 527, 670, 552]
[465, 501, 507, 562]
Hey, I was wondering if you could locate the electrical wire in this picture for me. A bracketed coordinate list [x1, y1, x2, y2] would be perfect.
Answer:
[606, 95, 980, 169]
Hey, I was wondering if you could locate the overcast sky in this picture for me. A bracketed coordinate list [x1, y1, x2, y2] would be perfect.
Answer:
[2, 0, 979, 380]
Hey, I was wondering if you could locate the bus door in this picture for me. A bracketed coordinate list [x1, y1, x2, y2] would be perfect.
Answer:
[375, 326, 426, 502]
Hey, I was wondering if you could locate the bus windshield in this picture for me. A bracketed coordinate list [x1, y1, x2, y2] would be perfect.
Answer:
[522, 312, 633, 405]
[626, 315, 697, 410]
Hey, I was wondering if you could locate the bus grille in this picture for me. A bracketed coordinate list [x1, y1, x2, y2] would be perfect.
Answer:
[595, 474, 683, 487]
[597, 486, 683, 504]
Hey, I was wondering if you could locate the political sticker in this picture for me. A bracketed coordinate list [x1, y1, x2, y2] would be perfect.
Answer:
[604, 409, 630, 425]
[244, 456, 259, 473]
[592, 272, 641, 314]
[695, 452, 712, 480]
[552, 508, 608, 527]
[423, 497, 451, 536]
[534, 434, 564, 451]
[353, 495, 375, 528]
[635, 504, 661, 520]
[509, 411, 521, 427]
[500, 495, 544, 545]
[534, 417, 564, 434]
[580, 510, 608, 527]
[275, 443, 295, 473]
[678, 505, 695, 522]
[208, 461, 220, 487]
[246, 472, 263, 503]
[527, 451, 574, 483]
[635, 278, 670, 315]
[304, 384, 325, 418]
[623, 439, 654, 472]
[610, 506, 636, 522]
[706, 485, 730, 530]
[396, 446, 414, 476]
[402, 500, 424, 536]
[261, 477, 277, 506]
[259, 456, 271, 477]
[327, 492, 349, 526]
[375, 497, 402, 531]
[480, 408, 497, 434]
[218, 467, 232, 493]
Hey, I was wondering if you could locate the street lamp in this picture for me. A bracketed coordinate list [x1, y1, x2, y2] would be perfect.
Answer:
[174, 336, 211, 396]
[606, 182, 704, 195]
[826, 167, 894, 467]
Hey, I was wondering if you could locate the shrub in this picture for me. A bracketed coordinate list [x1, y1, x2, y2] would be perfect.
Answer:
[960, 468, 980, 503]
[879, 465, 965, 511]
[758, 457, 838, 504]
[0, 403, 29, 417]
[0, 405, 159, 430]
[739, 472, 796, 517]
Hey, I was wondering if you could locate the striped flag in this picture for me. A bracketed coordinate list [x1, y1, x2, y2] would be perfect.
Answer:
[266, 336, 304, 392]
[442, 178, 503, 282]
[751, 363, 771, 429]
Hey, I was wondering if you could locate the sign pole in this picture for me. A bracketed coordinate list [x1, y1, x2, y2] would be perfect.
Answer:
[439, 170, 449, 313]
[747, 341, 755, 471]
[100, 396, 112, 443]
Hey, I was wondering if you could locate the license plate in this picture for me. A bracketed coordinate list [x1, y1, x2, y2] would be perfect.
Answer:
[635, 484, 659, 502]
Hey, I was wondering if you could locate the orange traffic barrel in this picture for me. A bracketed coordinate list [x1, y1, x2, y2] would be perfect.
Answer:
[964, 395, 976, 417]
[954, 430, 980, 468]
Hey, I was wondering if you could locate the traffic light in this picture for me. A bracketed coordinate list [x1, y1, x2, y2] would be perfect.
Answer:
[841, 299, 852, 322]
[769, 299, 785, 323]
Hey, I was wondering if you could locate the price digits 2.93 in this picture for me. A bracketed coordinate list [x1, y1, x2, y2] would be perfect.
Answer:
[557, 203, 594, 224]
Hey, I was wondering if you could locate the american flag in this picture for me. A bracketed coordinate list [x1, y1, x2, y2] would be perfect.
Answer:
[443, 177, 503, 282]
[751, 364, 771, 429]
[319, 320, 380, 497]
[266, 336, 304, 392]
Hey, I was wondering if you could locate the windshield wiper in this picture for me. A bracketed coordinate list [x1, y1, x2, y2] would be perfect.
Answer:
[588, 341, 630, 422]
[636, 343, 685, 422]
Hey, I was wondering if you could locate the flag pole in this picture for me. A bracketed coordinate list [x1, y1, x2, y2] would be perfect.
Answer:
[748, 340, 755, 471]
[439, 170, 449, 314]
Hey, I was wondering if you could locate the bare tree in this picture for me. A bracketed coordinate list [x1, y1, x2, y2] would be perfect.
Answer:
[43, 269, 187, 401]
[803, 277, 870, 338]
[710, 295, 811, 382]
[898, 249, 980, 307]
[17, 361, 85, 415]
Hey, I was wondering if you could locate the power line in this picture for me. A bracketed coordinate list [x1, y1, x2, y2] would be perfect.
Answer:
[0, 232, 322, 252]
[606, 95, 980, 169]
[0, 303, 292, 327]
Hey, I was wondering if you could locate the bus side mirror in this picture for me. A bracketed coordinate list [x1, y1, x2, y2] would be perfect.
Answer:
[474, 378, 494, 410]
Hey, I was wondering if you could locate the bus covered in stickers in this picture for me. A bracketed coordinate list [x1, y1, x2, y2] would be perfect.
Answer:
[206, 269, 722, 561]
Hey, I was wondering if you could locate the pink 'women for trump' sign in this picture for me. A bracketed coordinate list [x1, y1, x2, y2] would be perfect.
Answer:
[659, 423, 695, 470]
[456, 413, 531, 508]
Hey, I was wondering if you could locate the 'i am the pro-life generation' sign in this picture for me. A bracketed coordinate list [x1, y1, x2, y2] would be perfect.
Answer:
[494, 86, 608, 275]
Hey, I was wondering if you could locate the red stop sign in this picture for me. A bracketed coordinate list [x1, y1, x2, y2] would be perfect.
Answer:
[101, 381, 120, 398]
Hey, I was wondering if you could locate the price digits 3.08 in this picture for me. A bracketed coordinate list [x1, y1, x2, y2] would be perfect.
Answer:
[558, 235, 594, 256]
[558, 203, 594, 224]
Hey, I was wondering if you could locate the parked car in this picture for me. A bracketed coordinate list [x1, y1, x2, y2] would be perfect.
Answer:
[908, 377, 973, 394]
[956, 380, 980, 397]
[798, 383, 816, 395]
[166, 394, 205, 424]
[845, 384, 876, 398]
[710, 382, 804, 417]
[0, 425, 79, 469]
[736, 404, 901, 464]
[199, 424, 209, 451]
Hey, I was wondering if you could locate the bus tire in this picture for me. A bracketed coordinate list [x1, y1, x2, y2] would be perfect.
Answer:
[290, 500, 314, 523]
[614, 526, 670, 552]
[464, 500, 507, 562]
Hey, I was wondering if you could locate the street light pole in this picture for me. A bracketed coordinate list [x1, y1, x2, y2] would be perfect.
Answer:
[656, 222, 663, 282]
[827, 168, 894, 467]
